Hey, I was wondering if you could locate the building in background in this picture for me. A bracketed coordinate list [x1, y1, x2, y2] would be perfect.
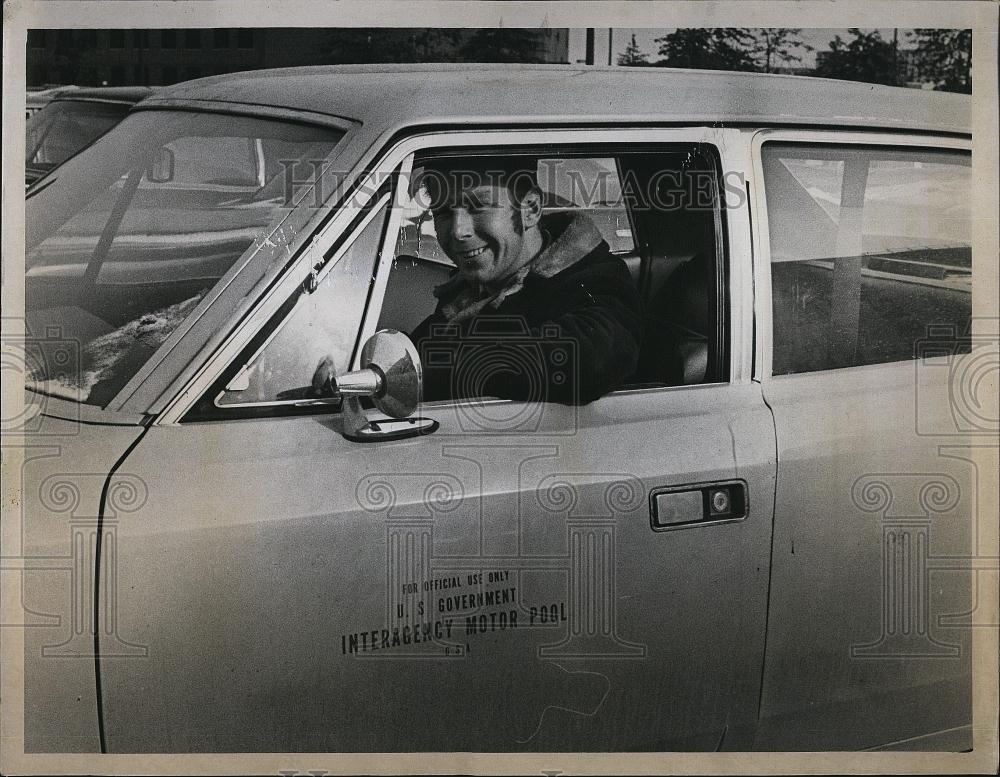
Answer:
[26, 28, 570, 88]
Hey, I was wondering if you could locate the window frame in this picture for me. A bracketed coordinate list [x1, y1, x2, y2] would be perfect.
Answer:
[356, 132, 740, 395]
[749, 129, 971, 381]
[161, 127, 749, 425]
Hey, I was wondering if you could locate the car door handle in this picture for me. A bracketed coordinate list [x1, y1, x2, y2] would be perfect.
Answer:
[649, 480, 747, 530]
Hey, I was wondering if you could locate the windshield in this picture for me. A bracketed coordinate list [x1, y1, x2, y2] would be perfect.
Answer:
[25, 109, 344, 406]
[26, 99, 132, 180]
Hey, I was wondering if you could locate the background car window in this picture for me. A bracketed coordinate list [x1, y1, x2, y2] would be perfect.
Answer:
[26, 99, 129, 172]
[215, 201, 388, 407]
[537, 157, 636, 255]
[25, 111, 343, 406]
[162, 135, 260, 188]
[764, 144, 971, 375]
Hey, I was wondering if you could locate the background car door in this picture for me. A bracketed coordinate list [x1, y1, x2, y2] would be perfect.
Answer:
[752, 133, 976, 750]
[98, 130, 778, 752]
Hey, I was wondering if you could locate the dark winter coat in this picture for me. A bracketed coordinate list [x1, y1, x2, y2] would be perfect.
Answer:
[410, 213, 642, 405]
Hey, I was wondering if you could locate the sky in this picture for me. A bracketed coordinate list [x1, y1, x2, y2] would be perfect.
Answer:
[567, 28, 910, 68]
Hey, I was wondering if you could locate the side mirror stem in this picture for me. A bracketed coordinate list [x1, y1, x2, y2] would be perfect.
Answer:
[334, 330, 438, 442]
[336, 368, 383, 397]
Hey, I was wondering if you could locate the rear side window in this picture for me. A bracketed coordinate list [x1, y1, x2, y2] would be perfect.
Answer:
[763, 143, 971, 375]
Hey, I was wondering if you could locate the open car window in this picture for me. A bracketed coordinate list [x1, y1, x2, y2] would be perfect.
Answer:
[376, 146, 725, 396]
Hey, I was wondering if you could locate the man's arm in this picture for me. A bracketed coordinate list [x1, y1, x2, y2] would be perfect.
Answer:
[483, 269, 641, 405]
[410, 258, 642, 406]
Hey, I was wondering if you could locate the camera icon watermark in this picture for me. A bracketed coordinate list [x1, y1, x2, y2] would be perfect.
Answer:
[419, 317, 581, 436]
[914, 320, 999, 438]
[1, 319, 82, 435]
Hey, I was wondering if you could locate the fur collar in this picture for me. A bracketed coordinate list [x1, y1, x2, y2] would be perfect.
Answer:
[434, 212, 604, 324]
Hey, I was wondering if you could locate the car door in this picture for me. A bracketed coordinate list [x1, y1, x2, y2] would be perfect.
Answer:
[98, 128, 777, 752]
[751, 132, 976, 750]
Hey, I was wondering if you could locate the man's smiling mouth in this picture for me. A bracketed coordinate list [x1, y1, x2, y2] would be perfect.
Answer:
[458, 246, 489, 261]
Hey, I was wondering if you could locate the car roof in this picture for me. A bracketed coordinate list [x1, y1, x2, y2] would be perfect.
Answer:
[53, 85, 156, 104]
[144, 64, 970, 136]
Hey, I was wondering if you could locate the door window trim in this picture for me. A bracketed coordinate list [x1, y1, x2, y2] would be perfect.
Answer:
[748, 130, 971, 382]
[159, 127, 748, 425]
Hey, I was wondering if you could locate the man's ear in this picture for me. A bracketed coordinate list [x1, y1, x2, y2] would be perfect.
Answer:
[519, 189, 543, 230]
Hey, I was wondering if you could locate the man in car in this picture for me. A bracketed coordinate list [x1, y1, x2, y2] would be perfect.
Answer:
[314, 156, 642, 405]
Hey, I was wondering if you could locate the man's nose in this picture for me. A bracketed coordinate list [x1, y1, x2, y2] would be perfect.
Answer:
[450, 209, 474, 240]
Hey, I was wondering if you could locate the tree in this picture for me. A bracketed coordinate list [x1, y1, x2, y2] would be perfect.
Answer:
[908, 28, 972, 93]
[322, 29, 466, 64]
[654, 28, 757, 72]
[459, 27, 547, 63]
[814, 28, 897, 86]
[617, 33, 649, 66]
[750, 28, 812, 73]
[815, 29, 898, 85]
[321, 27, 555, 65]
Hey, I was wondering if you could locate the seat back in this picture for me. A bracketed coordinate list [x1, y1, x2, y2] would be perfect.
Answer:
[632, 252, 710, 386]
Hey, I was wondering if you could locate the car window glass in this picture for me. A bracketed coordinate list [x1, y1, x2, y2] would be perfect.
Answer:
[25, 111, 344, 406]
[764, 144, 971, 374]
[537, 157, 636, 255]
[619, 149, 723, 386]
[216, 200, 388, 407]
[163, 135, 260, 188]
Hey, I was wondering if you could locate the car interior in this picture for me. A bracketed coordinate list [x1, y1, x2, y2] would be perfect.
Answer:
[377, 146, 723, 394]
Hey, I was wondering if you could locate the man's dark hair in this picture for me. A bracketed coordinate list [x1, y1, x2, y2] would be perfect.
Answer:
[417, 156, 540, 211]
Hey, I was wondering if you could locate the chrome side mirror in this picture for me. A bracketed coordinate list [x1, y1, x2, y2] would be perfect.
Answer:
[337, 330, 438, 442]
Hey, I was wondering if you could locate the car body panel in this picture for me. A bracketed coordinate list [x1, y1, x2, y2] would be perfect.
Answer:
[754, 362, 973, 749]
[100, 385, 775, 752]
[749, 130, 975, 749]
[17, 415, 144, 752]
[141, 64, 971, 137]
[18, 65, 976, 754]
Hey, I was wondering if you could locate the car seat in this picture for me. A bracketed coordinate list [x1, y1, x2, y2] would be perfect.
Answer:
[632, 252, 710, 386]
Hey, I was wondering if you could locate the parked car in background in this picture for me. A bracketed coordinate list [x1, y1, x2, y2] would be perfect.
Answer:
[24, 84, 78, 118]
[20, 65, 977, 754]
[25, 86, 154, 185]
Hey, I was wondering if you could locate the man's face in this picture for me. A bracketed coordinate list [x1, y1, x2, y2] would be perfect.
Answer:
[431, 184, 529, 288]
